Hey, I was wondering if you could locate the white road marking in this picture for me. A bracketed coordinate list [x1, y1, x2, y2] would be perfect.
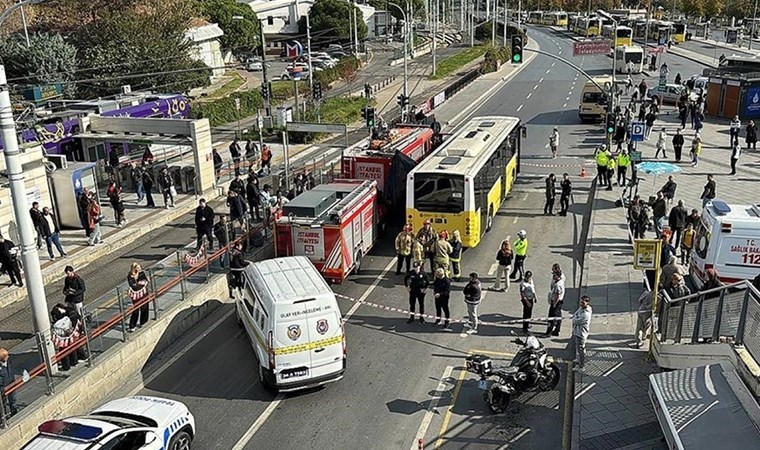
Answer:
[539, 77, 545, 83]
[545, 69, 551, 74]
[602, 361, 624, 377]
[517, 104, 524, 112]
[532, 84, 539, 90]
[522, 193, 529, 201]
[574, 382, 596, 400]
[411, 366, 454, 450]
[512, 216, 519, 224]
[526, 92, 532, 99]
[509, 429, 531, 443]
[488, 262, 499, 276]
[551, 62, 556, 67]
[563, 103, 567, 108]
[565, 96, 570, 101]
[558, 50, 562, 54]
[231, 398, 284, 450]
[345, 258, 397, 319]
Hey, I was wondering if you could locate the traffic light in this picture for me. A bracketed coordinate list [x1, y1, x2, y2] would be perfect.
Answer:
[397, 94, 409, 108]
[261, 82, 271, 101]
[312, 82, 322, 101]
[366, 107, 376, 128]
[361, 106, 367, 120]
[511, 35, 524, 64]
[606, 115, 615, 134]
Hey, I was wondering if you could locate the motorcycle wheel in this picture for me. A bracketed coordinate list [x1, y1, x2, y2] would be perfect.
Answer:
[486, 387, 511, 414]
[538, 362, 561, 391]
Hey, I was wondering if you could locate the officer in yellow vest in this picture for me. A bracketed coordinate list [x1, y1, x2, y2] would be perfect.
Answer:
[595, 146, 609, 187]
[605, 153, 616, 191]
[616, 150, 631, 187]
[509, 230, 529, 281]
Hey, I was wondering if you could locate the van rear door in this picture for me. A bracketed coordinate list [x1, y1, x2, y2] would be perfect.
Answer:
[273, 303, 312, 383]
[306, 302, 344, 379]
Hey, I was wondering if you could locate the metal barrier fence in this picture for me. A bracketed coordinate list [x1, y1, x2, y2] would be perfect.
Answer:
[660, 280, 760, 363]
[0, 219, 264, 428]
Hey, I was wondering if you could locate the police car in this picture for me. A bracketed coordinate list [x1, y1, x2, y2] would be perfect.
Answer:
[21, 396, 195, 450]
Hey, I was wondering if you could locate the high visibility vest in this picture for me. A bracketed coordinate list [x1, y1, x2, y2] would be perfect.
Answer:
[595, 151, 608, 166]
[606, 157, 616, 170]
[513, 238, 528, 256]
[617, 154, 630, 168]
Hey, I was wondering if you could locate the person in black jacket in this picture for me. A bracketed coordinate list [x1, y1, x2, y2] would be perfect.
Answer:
[404, 262, 430, 324]
[0, 236, 22, 287]
[194, 198, 215, 250]
[0, 348, 18, 415]
[214, 215, 235, 267]
[157, 167, 175, 208]
[141, 166, 156, 208]
[39, 207, 66, 260]
[29, 202, 43, 250]
[77, 189, 92, 236]
[62, 265, 86, 316]
[246, 176, 261, 221]
[227, 190, 248, 228]
[668, 200, 688, 249]
[227, 242, 249, 299]
[229, 174, 245, 197]
[672, 128, 685, 162]
[433, 268, 451, 328]
[212, 148, 223, 181]
[559, 173, 572, 216]
[229, 139, 242, 175]
[543, 173, 556, 216]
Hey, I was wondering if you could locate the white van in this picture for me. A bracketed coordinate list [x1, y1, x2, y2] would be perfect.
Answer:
[236, 256, 346, 392]
[579, 76, 612, 123]
[691, 201, 760, 289]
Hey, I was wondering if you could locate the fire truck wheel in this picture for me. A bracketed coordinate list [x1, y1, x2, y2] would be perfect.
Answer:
[355, 251, 363, 274]
[486, 206, 494, 232]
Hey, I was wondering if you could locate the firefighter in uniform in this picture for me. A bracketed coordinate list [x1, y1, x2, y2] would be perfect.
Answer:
[416, 220, 437, 274]
[449, 230, 463, 281]
[433, 231, 453, 277]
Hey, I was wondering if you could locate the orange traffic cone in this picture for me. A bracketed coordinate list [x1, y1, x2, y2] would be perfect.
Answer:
[579, 165, 587, 178]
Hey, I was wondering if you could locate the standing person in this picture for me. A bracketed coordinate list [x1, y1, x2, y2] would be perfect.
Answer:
[141, 166, 156, 208]
[491, 239, 514, 292]
[510, 230, 528, 281]
[634, 290, 654, 348]
[227, 242, 249, 299]
[559, 173, 572, 216]
[213, 215, 234, 267]
[260, 144, 272, 174]
[106, 181, 126, 227]
[194, 198, 215, 250]
[544, 173, 556, 215]
[404, 262, 430, 324]
[661, 175, 677, 205]
[605, 153, 616, 191]
[572, 296, 593, 371]
[636, 199, 651, 239]
[594, 146, 608, 187]
[730, 115, 741, 146]
[746, 120, 758, 150]
[226, 190, 248, 229]
[212, 148, 223, 181]
[678, 103, 688, 129]
[416, 220, 437, 273]
[685, 208, 700, 229]
[449, 230, 463, 282]
[730, 140, 741, 175]
[672, 128, 685, 162]
[77, 189, 92, 236]
[229, 173, 245, 197]
[40, 207, 66, 260]
[0, 348, 18, 416]
[463, 272, 482, 334]
[700, 174, 716, 208]
[650, 191, 667, 236]
[258, 184, 273, 224]
[638, 79, 647, 99]
[668, 200, 688, 249]
[655, 127, 668, 159]
[411, 237, 425, 271]
[545, 263, 566, 337]
[130, 163, 145, 204]
[616, 151, 630, 187]
[644, 110, 657, 140]
[433, 232, 453, 276]
[246, 176, 262, 221]
[625, 73, 633, 93]
[681, 222, 696, 264]
[549, 127, 559, 158]
[245, 139, 258, 163]
[29, 201, 43, 249]
[229, 138, 242, 175]
[86, 196, 103, 246]
[63, 265, 86, 317]
[141, 147, 154, 165]
[0, 236, 22, 287]
[394, 224, 414, 275]
[433, 268, 451, 328]
[691, 135, 702, 167]
[126, 263, 150, 332]
[157, 167, 175, 208]
[519, 271, 537, 334]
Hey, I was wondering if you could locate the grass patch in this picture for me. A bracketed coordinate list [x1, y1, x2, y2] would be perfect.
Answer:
[429, 45, 487, 80]
[203, 72, 245, 100]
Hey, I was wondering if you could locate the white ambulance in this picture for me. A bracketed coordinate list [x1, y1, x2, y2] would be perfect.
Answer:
[236, 256, 346, 392]
[691, 200, 760, 289]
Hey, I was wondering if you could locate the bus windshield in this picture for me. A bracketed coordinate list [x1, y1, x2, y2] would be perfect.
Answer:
[617, 28, 633, 38]
[624, 52, 643, 64]
[582, 91, 607, 104]
[414, 174, 465, 213]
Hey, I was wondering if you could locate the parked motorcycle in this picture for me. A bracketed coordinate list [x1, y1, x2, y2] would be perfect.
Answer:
[465, 333, 561, 413]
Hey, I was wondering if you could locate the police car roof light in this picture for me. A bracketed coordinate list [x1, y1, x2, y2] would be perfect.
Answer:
[38, 420, 103, 442]
[712, 200, 731, 215]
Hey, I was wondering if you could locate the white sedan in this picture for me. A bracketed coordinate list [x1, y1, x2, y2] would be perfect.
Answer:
[21, 396, 195, 450]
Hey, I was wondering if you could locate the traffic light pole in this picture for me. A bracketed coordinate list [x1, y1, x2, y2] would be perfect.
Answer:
[389, 2, 409, 121]
[259, 22, 271, 117]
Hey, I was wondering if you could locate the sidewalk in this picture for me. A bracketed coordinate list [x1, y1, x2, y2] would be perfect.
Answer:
[572, 98, 760, 449]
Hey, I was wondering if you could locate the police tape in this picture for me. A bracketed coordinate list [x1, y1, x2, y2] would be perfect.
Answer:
[522, 161, 593, 168]
[335, 293, 636, 327]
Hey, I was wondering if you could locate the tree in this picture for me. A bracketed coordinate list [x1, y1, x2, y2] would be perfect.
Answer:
[703, 0, 725, 17]
[0, 33, 78, 96]
[678, 0, 706, 18]
[299, 0, 368, 43]
[72, 0, 211, 97]
[199, 0, 260, 52]
[340, 62, 357, 94]
[30, 0, 141, 33]
[368, 0, 425, 21]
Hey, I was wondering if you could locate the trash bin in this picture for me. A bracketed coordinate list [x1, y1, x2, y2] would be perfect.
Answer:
[169, 166, 183, 193]
[181, 166, 196, 194]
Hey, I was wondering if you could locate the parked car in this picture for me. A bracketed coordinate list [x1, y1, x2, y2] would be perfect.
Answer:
[328, 50, 350, 59]
[647, 83, 687, 105]
[246, 61, 264, 71]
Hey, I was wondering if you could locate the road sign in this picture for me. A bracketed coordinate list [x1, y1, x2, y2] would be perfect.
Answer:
[631, 121, 645, 142]
[287, 122, 347, 134]
[573, 40, 612, 56]
[633, 239, 661, 270]
[235, 98, 241, 111]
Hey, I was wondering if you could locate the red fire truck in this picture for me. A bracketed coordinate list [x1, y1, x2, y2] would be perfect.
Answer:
[274, 180, 378, 283]
[340, 124, 438, 216]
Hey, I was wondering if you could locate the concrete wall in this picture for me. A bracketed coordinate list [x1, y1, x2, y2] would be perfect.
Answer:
[0, 144, 53, 242]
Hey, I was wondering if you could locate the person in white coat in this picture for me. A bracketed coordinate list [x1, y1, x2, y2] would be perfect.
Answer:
[572, 295, 593, 370]
[655, 127, 668, 159]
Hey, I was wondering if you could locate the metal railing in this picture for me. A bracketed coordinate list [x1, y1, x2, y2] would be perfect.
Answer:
[659, 280, 760, 362]
[0, 219, 266, 428]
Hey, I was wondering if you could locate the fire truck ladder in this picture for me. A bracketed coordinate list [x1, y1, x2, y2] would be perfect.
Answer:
[324, 180, 376, 223]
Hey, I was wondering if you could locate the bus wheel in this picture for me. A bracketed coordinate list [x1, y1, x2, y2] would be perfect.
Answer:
[486, 206, 494, 232]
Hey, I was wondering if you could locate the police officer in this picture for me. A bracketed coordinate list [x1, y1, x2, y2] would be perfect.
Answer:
[595, 146, 609, 187]
[510, 230, 529, 282]
[605, 153, 616, 191]
[404, 261, 430, 324]
[616, 149, 631, 187]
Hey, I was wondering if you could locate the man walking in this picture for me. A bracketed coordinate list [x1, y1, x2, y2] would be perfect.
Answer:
[260, 144, 272, 174]
[130, 163, 145, 204]
[463, 272, 482, 334]
[63, 265, 86, 317]
[40, 206, 66, 260]
[651, 191, 667, 236]
[616, 150, 630, 187]
[0, 236, 22, 287]
[0, 348, 18, 416]
[634, 290, 654, 348]
[559, 173, 572, 216]
[194, 198, 215, 250]
[545, 263, 566, 337]
[510, 230, 528, 282]
[572, 295, 593, 371]
[730, 140, 741, 175]
[543, 173, 556, 215]
[404, 262, 430, 324]
[668, 200, 688, 248]
[141, 167, 156, 208]
[672, 128, 685, 162]
[730, 115, 741, 146]
[700, 174, 716, 208]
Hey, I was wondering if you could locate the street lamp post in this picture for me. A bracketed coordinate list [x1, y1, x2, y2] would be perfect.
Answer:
[389, 2, 409, 120]
[750, 0, 758, 51]
[598, 10, 617, 150]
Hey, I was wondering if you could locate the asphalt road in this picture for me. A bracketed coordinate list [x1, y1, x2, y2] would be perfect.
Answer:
[104, 26, 711, 449]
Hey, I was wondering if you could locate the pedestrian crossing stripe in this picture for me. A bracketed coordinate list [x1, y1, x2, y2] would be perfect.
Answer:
[273, 335, 343, 355]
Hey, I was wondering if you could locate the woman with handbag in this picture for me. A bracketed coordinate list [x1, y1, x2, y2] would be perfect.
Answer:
[50, 303, 82, 371]
[127, 263, 150, 332]
[87, 195, 103, 246]
[107, 181, 127, 227]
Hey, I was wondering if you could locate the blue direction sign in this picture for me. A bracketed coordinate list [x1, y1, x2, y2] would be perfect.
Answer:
[631, 121, 645, 142]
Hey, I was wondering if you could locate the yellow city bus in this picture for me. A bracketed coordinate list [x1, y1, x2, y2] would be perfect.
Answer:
[584, 17, 603, 36]
[528, 11, 544, 24]
[672, 22, 687, 43]
[615, 25, 634, 46]
[542, 11, 568, 27]
[405, 116, 522, 248]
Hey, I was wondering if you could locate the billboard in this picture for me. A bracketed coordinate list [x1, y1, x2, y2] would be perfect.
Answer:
[745, 86, 760, 118]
